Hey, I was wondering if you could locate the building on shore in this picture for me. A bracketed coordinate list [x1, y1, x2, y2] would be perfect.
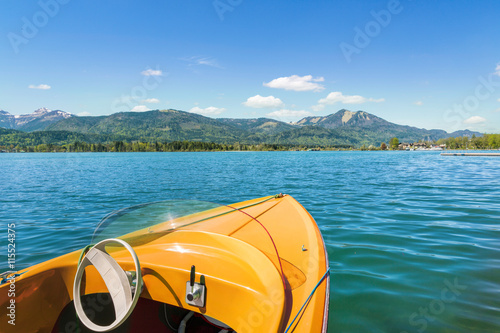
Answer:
[398, 142, 445, 150]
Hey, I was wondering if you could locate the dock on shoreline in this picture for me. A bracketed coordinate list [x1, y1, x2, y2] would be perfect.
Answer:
[441, 152, 500, 156]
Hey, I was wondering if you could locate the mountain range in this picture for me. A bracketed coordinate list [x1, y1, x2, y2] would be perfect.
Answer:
[0, 108, 481, 147]
[0, 108, 73, 131]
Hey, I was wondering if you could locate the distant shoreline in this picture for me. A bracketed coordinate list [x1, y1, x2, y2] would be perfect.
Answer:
[3, 148, 499, 154]
[2, 136, 500, 153]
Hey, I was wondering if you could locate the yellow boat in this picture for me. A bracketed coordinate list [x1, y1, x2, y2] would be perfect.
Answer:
[0, 194, 329, 332]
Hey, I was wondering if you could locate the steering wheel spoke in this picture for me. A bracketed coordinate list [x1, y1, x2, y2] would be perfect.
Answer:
[73, 239, 142, 332]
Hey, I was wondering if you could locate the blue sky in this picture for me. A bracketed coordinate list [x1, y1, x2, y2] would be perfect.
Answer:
[1, 0, 500, 133]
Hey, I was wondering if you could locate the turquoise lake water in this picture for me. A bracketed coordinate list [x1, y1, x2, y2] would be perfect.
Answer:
[1, 151, 499, 332]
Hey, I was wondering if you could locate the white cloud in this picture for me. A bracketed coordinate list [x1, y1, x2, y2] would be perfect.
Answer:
[495, 64, 500, 76]
[182, 56, 222, 69]
[197, 58, 217, 67]
[131, 105, 151, 112]
[317, 91, 385, 106]
[414, 101, 423, 106]
[266, 109, 312, 120]
[497, 98, 500, 102]
[242, 95, 284, 108]
[77, 112, 91, 116]
[189, 106, 226, 115]
[463, 116, 487, 124]
[263, 75, 325, 92]
[29, 84, 51, 90]
[141, 69, 163, 76]
[142, 98, 160, 103]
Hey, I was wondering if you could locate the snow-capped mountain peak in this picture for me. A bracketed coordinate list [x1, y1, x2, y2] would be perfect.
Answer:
[33, 107, 52, 115]
[0, 108, 74, 131]
[55, 110, 72, 118]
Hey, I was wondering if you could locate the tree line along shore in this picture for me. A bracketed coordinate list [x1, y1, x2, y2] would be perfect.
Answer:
[386, 134, 500, 150]
[1, 134, 499, 153]
[0, 141, 352, 153]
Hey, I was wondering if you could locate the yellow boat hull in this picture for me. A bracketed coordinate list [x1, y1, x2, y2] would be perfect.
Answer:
[0, 195, 329, 332]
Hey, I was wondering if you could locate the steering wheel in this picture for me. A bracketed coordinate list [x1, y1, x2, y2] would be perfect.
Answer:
[73, 238, 142, 332]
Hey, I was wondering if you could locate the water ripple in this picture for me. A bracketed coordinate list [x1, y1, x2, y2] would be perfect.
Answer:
[1, 151, 499, 332]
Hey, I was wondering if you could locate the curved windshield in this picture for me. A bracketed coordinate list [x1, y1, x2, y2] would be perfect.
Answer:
[91, 200, 222, 244]
[91, 197, 289, 290]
